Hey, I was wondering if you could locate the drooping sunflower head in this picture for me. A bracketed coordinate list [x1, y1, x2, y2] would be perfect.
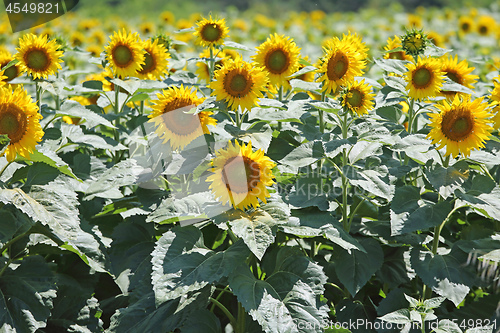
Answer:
[252, 33, 301, 89]
[339, 79, 375, 116]
[148, 85, 216, 150]
[136, 38, 170, 80]
[405, 56, 445, 100]
[383, 35, 413, 61]
[439, 54, 478, 99]
[207, 140, 276, 211]
[15, 33, 64, 80]
[401, 29, 428, 57]
[210, 56, 269, 111]
[195, 48, 230, 83]
[104, 29, 145, 78]
[0, 86, 44, 162]
[316, 37, 366, 95]
[426, 95, 493, 158]
[194, 16, 229, 48]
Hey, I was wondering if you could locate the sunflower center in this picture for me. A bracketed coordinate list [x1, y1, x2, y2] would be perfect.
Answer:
[346, 89, 363, 108]
[265, 49, 289, 74]
[201, 24, 222, 42]
[388, 51, 405, 60]
[461, 23, 470, 31]
[326, 52, 348, 80]
[441, 108, 474, 141]
[160, 98, 201, 136]
[413, 67, 432, 88]
[479, 26, 488, 35]
[225, 70, 252, 98]
[25, 49, 49, 71]
[0, 104, 28, 144]
[139, 51, 155, 74]
[221, 155, 261, 194]
[113, 45, 133, 67]
[446, 71, 462, 84]
[1, 64, 18, 81]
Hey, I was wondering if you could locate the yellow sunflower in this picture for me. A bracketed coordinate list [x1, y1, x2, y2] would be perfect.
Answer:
[104, 29, 145, 78]
[427, 95, 493, 158]
[477, 15, 496, 36]
[383, 35, 413, 61]
[316, 37, 366, 95]
[148, 85, 216, 150]
[195, 49, 229, 83]
[405, 56, 445, 100]
[0, 86, 44, 162]
[252, 33, 301, 89]
[439, 54, 478, 99]
[15, 34, 64, 80]
[136, 39, 170, 80]
[207, 140, 276, 210]
[340, 79, 375, 116]
[193, 16, 229, 48]
[0, 51, 20, 83]
[458, 16, 474, 35]
[341, 32, 369, 60]
[210, 56, 269, 111]
[489, 78, 500, 129]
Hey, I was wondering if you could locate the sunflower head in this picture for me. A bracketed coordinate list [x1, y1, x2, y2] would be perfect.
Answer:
[136, 38, 170, 80]
[104, 29, 145, 78]
[0, 86, 44, 162]
[477, 15, 496, 36]
[426, 95, 493, 158]
[15, 34, 64, 80]
[316, 37, 366, 95]
[401, 29, 429, 57]
[210, 56, 269, 111]
[195, 49, 229, 83]
[252, 33, 301, 89]
[339, 79, 375, 116]
[194, 16, 229, 48]
[383, 35, 413, 61]
[153, 34, 173, 52]
[405, 56, 445, 100]
[439, 54, 478, 99]
[148, 85, 216, 150]
[458, 16, 474, 34]
[207, 140, 276, 210]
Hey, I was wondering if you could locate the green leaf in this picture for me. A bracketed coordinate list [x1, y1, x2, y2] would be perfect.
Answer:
[332, 238, 384, 296]
[85, 159, 143, 200]
[62, 124, 127, 152]
[390, 185, 453, 235]
[410, 248, 476, 306]
[379, 309, 412, 324]
[424, 160, 469, 199]
[434, 319, 463, 333]
[17, 148, 79, 180]
[24, 162, 61, 187]
[229, 210, 277, 260]
[383, 75, 407, 93]
[57, 100, 116, 129]
[374, 58, 411, 75]
[280, 141, 324, 172]
[0, 208, 32, 248]
[229, 262, 328, 333]
[224, 40, 254, 52]
[455, 186, 500, 221]
[151, 226, 250, 305]
[180, 308, 221, 333]
[343, 165, 394, 201]
[0, 256, 57, 333]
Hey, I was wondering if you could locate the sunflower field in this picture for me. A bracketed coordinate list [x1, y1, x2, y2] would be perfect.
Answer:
[0, 2, 500, 333]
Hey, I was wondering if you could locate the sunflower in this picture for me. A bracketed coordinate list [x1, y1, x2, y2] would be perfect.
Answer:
[252, 33, 301, 89]
[69, 31, 85, 47]
[0, 70, 6, 87]
[195, 49, 229, 83]
[477, 15, 496, 36]
[0, 51, 20, 83]
[341, 32, 369, 60]
[148, 85, 216, 150]
[383, 35, 413, 61]
[0, 86, 44, 162]
[316, 37, 366, 95]
[160, 11, 175, 26]
[140, 22, 155, 36]
[15, 34, 64, 80]
[439, 54, 478, 99]
[401, 29, 428, 56]
[86, 45, 102, 58]
[340, 79, 375, 116]
[405, 56, 445, 100]
[427, 95, 493, 158]
[210, 56, 269, 111]
[136, 39, 170, 80]
[458, 16, 474, 34]
[294, 56, 315, 83]
[489, 78, 500, 129]
[426, 31, 445, 48]
[104, 29, 145, 78]
[194, 16, 229, 48]
[207, 140, 276, 210]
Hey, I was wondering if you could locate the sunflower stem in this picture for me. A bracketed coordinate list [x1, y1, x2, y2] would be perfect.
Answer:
[209, 297, 237, 329]
[113, 83, 121, 163]
[277, 86, 283, 131]
[209, 47, 215, 83]
[35, 81, 41, 111]
[341, 109, 350, 231]
[235, 107, 242, 129]
[236, 301, 246, 333]
[139, 100, 144, 116]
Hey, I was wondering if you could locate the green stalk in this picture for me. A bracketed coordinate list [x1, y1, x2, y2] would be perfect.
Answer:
[35, 81, 41, 111]
[235, 107, 242, 129]
[406, 97, 415, 134]
[113, 83, 121, 163]
[209, 297, 237, 329]
[341, 110, 350, 231]
[277, 85, 283, 131]
[236, 301, 246, 333]
[209, 47, 215, 83]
